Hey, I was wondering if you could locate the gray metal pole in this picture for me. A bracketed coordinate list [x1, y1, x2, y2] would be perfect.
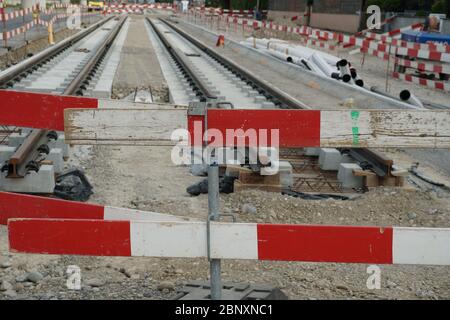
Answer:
[208, 162, 222, 300]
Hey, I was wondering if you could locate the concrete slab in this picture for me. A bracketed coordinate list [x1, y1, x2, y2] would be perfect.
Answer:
[337, 163, 364, 189]
[0, 165, 55, 193]
[319, 148, 343, 171]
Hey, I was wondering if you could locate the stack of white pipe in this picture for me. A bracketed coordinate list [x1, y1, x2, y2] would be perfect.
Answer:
[243, 37, 365, 87]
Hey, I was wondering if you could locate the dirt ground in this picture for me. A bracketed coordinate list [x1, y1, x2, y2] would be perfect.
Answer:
[1, 14, 449, 300]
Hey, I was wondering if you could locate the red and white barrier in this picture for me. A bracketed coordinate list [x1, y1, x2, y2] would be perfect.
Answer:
[0, 192, 192, 225]
[395, 57, 450, 75]
[8, 218, 450, 265]
[0, 20, 36, 41]
[0, 7, 33, 22]
[0, 90, 98, 130]
[393, 72, 450, 92]
[390, 38, 450, 54]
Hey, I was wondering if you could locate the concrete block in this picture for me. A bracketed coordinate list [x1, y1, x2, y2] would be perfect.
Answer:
[0, 165, 55, 193]
[319, 148, 342, 171]
[8, 132, 28, 147]
[48, 133, 69, 158]
[304, 148, 321, 156]
[47, 148, 64, 174]
[337, 163, 364, 189]
[261, 160, 293, 188]
[0, 146, 16, 165]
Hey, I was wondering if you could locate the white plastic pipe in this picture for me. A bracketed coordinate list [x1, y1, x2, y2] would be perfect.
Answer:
[299, 59, 328, 77]
[350, 67, 365, 87]
[337, 60, 353, 83]
[309, 53, 337, 78]
[399, 90, 425, 109]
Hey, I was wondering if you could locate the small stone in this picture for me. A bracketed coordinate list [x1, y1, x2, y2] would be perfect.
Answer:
[241, 203, 257, 214]
[26, 272, 44, 283]
[14, 283, 24, 292]
[0, 261, 12, 269]
[15, 274, 28, 283]
[0, 281, 13, 291]
[157, 281, 175, 291]
[408, 212, 417, 220]
[85, 278, 106, 287]
[143, 291, 154, 298]
[387, 280, 397, 289]
[119, 268, 132, 278]
[3, 289, 17, 298]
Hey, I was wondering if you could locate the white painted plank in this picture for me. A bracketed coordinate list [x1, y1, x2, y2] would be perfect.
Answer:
[104, 206, 196, 222]
[64, 107, 187, 145]
[129, 221, 257, 259]
[320, 110, 450, 148]
[393, 227, 450, 265]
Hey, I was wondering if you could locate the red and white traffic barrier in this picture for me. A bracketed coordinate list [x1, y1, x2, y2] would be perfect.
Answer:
[8, 219, 450, 265]
[306, 39, 337, 51]
[0, 7, 34, 22]
[0, 20, 36, 41]
[390, 38, 450, 54]
[396, 46, 450, 63]
[0, 192, 192, 226]
[393, 72, 450, 92]
[360, 46, 390, 61]
[395, 57, 450, 75]
[363, 23, 423, 43]
[0, 90, 98, 130]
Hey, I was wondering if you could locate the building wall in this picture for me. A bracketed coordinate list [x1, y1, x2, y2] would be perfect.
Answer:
[268, 0, 362, 33]
[268, 0, 307, 12]
[310, 13, 360, 33]
[269, 0, 362, 14]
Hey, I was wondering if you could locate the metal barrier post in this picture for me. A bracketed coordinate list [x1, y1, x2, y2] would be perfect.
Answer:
[207, 161, 221, 300]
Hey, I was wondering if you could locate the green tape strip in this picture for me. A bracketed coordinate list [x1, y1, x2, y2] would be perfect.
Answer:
[350, 111, 360, 146]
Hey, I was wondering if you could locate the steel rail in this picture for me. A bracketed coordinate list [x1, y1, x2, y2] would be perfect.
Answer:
[159, 18, 308, 109]
[147, 18, 217, 101]
[159, 18, 399, 179]
[0, 16, 114, 88]
[64, 16, 128, 95]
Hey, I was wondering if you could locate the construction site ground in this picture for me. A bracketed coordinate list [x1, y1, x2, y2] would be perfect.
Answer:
[0, 15, 449, 300]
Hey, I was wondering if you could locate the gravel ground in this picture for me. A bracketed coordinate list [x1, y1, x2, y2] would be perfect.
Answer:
[0, 28, 79, 71]
[1, 14, 449, 301]
[112, 15, 168, 102]
[1, 143, 449, 300]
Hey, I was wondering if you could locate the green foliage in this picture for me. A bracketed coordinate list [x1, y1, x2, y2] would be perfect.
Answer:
[229, 0, 268, 10]
[416, 10, 427, 16]
[431, 0, 446, 13]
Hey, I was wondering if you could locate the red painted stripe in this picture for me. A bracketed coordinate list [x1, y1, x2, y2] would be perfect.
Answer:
[0, 90, 98, 131]
[193, 109, 321, 148]
[257, 224, 393, 264]
[9, 219, 132, 256]
[0, 192, 104, 225]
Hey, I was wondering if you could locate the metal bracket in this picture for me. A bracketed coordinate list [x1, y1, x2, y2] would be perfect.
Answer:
[188, 101, 207, 116]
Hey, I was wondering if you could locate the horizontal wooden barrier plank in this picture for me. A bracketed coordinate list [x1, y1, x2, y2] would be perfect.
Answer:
[64, 107, 188, 145]
[197, 109, 450, 148]
[65, 108, 450, 148]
